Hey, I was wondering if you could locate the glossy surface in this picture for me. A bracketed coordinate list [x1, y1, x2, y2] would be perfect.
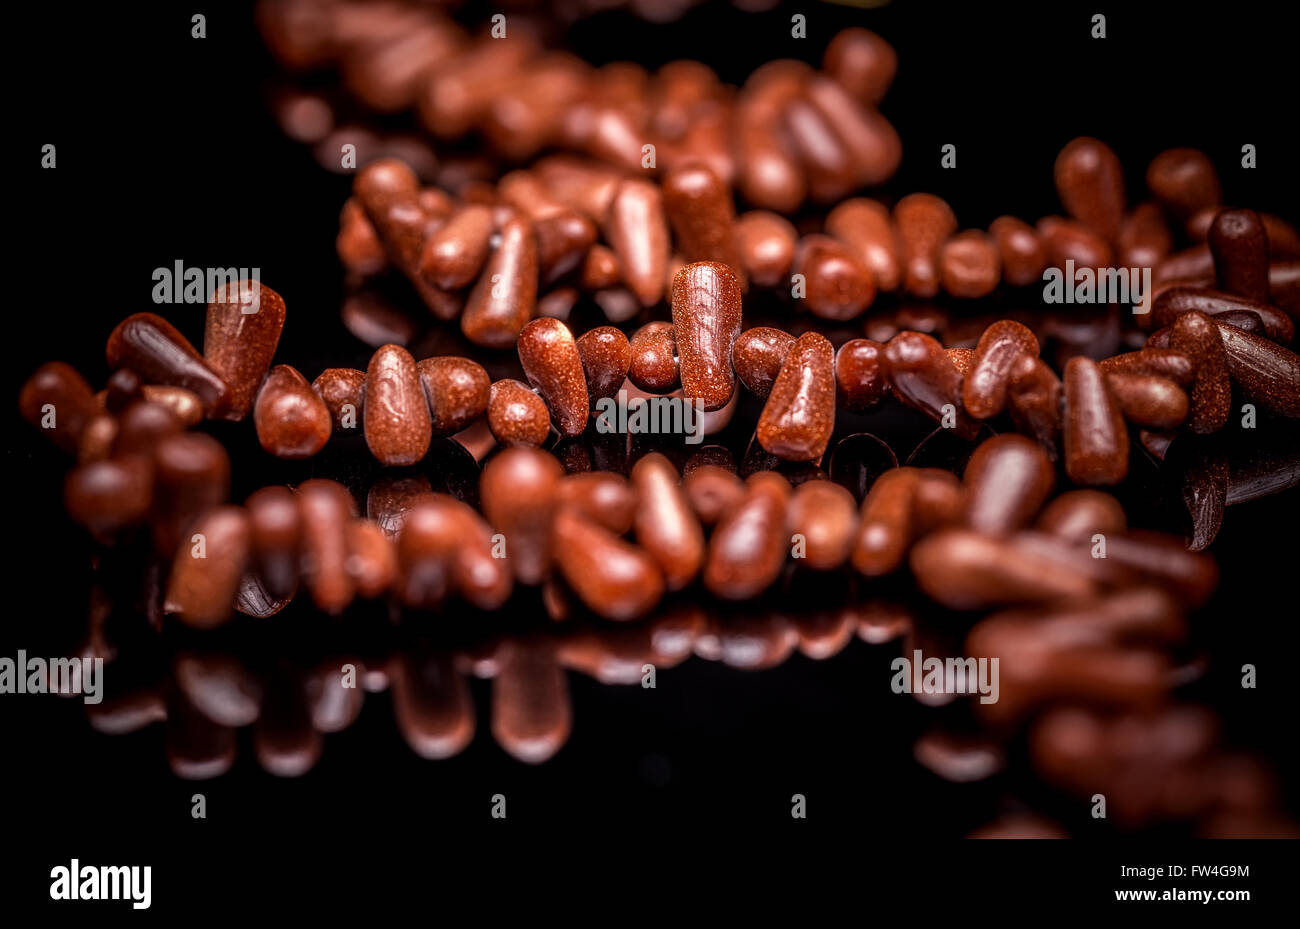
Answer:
[605, 178, 670, 307]
[756, 332, 835, 462]
[417, 356, 490, 436]
[517, 318, 590, 438]
[203, 280, 286, 422]
[254, 365, 332, 459]
[365, 344, 432, 465]
[671, 261, 742, 410]
[732, 327, 795, 399]
[487, 379, 551, 447]
[460, 216, 538, 348]
[1063, 357, 1129, 485]
[106, 313, 230, 417]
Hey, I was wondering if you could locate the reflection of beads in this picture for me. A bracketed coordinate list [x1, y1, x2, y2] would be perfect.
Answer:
[85, 436, 1212, 634]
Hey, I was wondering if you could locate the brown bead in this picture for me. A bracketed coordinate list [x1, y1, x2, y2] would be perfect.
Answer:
[534, 210, 597, 284]
[103, 368, 144, 414]
[533, 155, 621, 220]
[364, 344, 432, 466]
[1006, 355, 1063, 462]
[367, 474, 433, 539]
[835, 338, 888, 413]
[1036, 489, 1127, 543]
[1209, 208, 1270, 303]
[704, 471, 790, 599]
[735, 102, 806, 214]
[254, 365, 331, 460]
[795, 235, 875, 320]
[487, 379, 551, 447]
[631, 453, 705, 591]
[1169, 311, 1231, 433]
[1098, 348, 1195, 388]
[460, 215, 538, 348]
[605, 178, 670, 307]
[580, 244, 622, 291]
[1152, 287, 1293, 343]
[491, 642, 571, 764]
[1146, 148, 1221, 220]
[883, 331, 981, 440]
[337, 197, 386, 276]
[805, 75, 901, 188]
[353, 159, 425, 269]
[1117, 201, 1173, 269]
[734, 211, 797, 288]
[312, 368, 366, 431]
[1104, 372, 1189, 430]
[784, 96, 857, 204]
[1053, 137, 1125, 242]
[914, 468, 964, 530]
[388, 651, 473, 760]
[19, 361, 97, 453]
[911, 529, 1098, 609]
[1214, 321, 1300, 417]
[756, 332, 835, 462]
[895, 194, 957, 299]
[480, 447, 564, 586]
[64, 456, 153, 536]
[826, 198, 901, 292]
[141, 385, 204, 427]
[963, 435, 1055, 535]
[850, 468, 918, 577]
[151, 433, 230, 556]
[662, 163, 743, 284]
[575, 326, 631, 404]
[1154, 244, 1215, 284]
[989, 216, 1048, 287]
[1213, 310, 1265, 335]
[164, 505, 251, 629]
[537, 286, 579, 322]
[557, 472, 637, 535]
[946, 347, 974, 375]
[627, 322, 680, 393]
[418, 204, 494, 290]
[106, 313, 230, 417]
[1037, 216, 1114, 271]
[112, 401, 182, 458]
[671, 260, 743, 411]
[417, 356, 490, 436]
[297, 479, 357, 614]
[823, 27, 896, 105]
[245, 485, 302, 601]
[449, 499, 513, 610]
[732, 327, 795, 399]
[174, 652, 262, 727]
[552, 508, 664, 620]
[77, 414, 118, 464]
[787, 480, 858, 570]
[683, 464, 745, 526]
[1063, 356, 1129, 485]
[939, 230, 1001, 298]
[394, 496, 459, 608]
[963, 319, 1040, 419]
[203, 280, 286, 422]
[517, 318, 590, 438]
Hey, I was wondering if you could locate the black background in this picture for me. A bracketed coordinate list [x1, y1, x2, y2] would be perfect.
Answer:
[6, 0, 1300, 911]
